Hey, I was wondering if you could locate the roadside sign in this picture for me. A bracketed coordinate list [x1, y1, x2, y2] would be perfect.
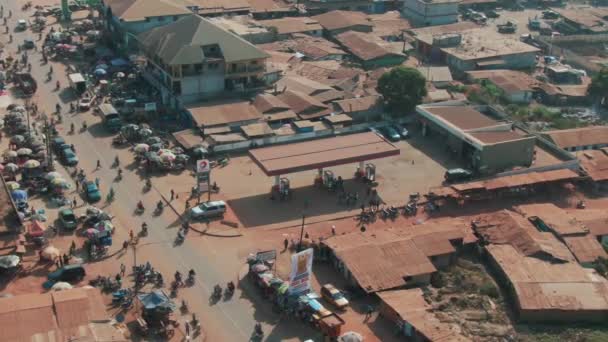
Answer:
[196, 159, 210, 173]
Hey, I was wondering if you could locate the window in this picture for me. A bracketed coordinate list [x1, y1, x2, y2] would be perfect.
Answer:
[158, 16, 165, 22]
[404, 276, 413, 282]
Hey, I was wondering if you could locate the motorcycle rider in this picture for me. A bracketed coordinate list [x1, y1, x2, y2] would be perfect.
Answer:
[114, 155, 120, 166]
[70, 122, 74, 133]
[137, 200, 144, 211]
[117, 168, 123, 179]
[156, 200, 163, 211]
[141, 222, 148, 234]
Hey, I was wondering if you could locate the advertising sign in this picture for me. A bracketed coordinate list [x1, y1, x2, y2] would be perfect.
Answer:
[196, 159, 210, 173]
[289, 248, 314, 295]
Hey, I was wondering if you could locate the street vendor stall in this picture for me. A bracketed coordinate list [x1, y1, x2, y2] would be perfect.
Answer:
[26, 219, 46, 238]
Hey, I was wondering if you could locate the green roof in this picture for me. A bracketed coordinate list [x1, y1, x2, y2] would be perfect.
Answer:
[138, 14, 269, 65]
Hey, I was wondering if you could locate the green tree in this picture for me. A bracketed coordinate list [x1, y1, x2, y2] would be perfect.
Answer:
[588, 67, 608, 103]
[377, 66, 427, 115]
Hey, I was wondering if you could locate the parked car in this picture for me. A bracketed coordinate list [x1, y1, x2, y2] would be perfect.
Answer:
[321, 284, 349, 309]
[61, 147, 79, 166]
[485, 10, 500, 18]
[190, 200, 226, 219]
[58, 208, 77, 230]
[16, 19, 27, 31]
[78, 93, 95, 111]
[23, 39, 35, 49]
[48, 264, 85, 282]
[380, 126, 401, 142]
[84, 181, 101, 203]
[396, 126, 409, 139]
[51, 136, 66, 153]
[444, 168, 473, 183]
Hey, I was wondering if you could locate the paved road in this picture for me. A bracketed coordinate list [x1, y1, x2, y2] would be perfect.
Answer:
[2, 3, 277, 341]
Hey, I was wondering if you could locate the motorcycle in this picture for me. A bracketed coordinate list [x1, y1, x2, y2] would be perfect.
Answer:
[187, 273, 195, 286]
[154, 201, 164, 215]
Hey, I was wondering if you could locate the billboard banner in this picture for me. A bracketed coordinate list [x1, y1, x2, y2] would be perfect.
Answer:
[289, 248, 313, 295]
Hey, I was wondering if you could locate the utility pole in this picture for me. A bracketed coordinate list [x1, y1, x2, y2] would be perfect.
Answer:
[297, 200, 310, 252]
[44, 117, 54, 171]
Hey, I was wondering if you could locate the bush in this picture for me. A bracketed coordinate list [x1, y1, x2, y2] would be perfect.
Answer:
[431, 272, 447, 288]
[479, 281, 499, 299]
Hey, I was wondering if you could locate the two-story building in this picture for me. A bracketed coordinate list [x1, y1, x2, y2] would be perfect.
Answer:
[137, 14, 269, 107]
[101, 0, 195, 51]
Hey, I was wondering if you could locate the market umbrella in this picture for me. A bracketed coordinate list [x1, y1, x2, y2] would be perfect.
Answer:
[175, 154, 189, 163]
[16, 148, 32, 156]
[4, 150, 18, 158]
[0, 255, 20, 269]
[6, 182, 20, 190]
[138, 128, 153, 137]
[42, 246, 61, 260]
[51, 178, 71, 189]
[10, 190, 27, 201]
[147, 153, 161, 162]
[134, 143, 149, 153]
[10, 135, 25, 144]
[95, 220, 114, 232]
[172, 147, 184, 155]
[149, 143, 163, 152]
[51, 282, 73, 291]
[338, 332, 363, 342]
[44, 171, 62, 180]
[5, 163, 19, 172]
[96, 63, 109, 70]
[86, 206, 103, 216]
[33, 150, 46, 158]
[160, 153, 176, 162]
[85, 228, 99, 239]
[158, 149, 172, 155]
[0, 164, 4, 172]
[94, 68, 107, 76]
[23, 159, 41, 169]
[115, 71, 126, 78]
[146, 136, 162, 145]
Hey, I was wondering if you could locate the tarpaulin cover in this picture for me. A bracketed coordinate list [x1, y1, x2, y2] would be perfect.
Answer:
[11, 189, 27, 202]
[137, 290, 175, 311]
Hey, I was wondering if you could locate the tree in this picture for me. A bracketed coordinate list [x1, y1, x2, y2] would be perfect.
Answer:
[588, 67, 608, 104]
[377, 66, 427, 114]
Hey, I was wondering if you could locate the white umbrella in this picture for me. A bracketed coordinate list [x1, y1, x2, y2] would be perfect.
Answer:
[42, 246, 61, 260]
[0, 255, 20, 269]
[4, 150, 18, 158]
[44, 171, 62, 180]
[5, 163, 19, 172]
[134, 143, 149, 153]
[16, 148, 32, 156]
[115, 72, 126, 78]
[51, 282, 73, 291]
[23, 159, 41, 169]
[338, 332, 363, 342]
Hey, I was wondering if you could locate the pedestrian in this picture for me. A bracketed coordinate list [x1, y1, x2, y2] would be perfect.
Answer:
[39, 249, 43, 261]
[75, 181, 79, 191]
[129, 230, 134, 241]
[364, 305, 374, 321]
[411, 160, 415, 165]
[331, 225, 336, 235]
[63, 254, 69, 265]
[122, 240, 129, 250]
[95, 177, 100, 187]
[115, 273, 121, 283]
[73, 197, 77, 208]
[56, 258, 61, 269]
[120, 263, 126, 276]
[96, 159, 101, 169]
[51, 225, 57, 235]
[283, 238, 288, 251]
[170, 189, 175, 201]
[185, 201, 190, 210]
[59, 256, 64, 267]
[69, 241, 76, 255]
[185, 321, 190, 337]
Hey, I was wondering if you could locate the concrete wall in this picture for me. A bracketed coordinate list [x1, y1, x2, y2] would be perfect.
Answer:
[478, 137, 535, 174]
[402, 0, 459, 26]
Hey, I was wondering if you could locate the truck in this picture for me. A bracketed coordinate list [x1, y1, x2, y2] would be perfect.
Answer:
[96, 103, 122, 132]
[68, 73, 86, 95]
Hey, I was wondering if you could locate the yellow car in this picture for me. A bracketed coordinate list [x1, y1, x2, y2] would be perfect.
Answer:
[321, 284, 349, 310]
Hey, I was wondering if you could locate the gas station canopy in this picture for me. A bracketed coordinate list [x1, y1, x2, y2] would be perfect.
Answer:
[249, 132, 400, 176]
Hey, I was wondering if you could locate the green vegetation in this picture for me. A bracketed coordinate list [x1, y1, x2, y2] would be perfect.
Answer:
[479, 281, 500, 299]
[467, 80, 503, 104]
[592, 257, 608, 277]
[504, 104, 583, 130]
[518, 324, 608, 342]
[377, 66, 427, 115]
[588, 67, 608, 103]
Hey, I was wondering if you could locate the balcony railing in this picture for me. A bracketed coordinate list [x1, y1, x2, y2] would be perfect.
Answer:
[226, 64, 264, 75]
